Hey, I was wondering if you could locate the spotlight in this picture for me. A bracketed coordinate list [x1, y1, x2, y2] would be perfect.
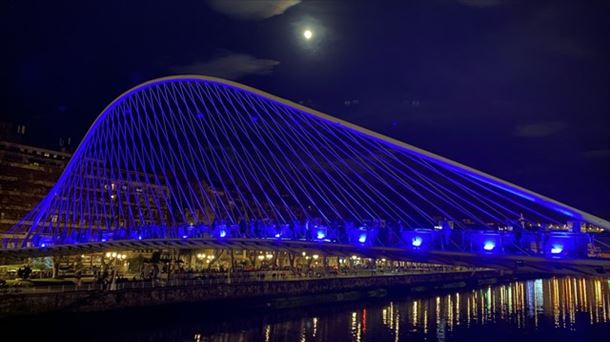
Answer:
[550, 244, 564, 255]
[412, 236, 423, 247]
[483, 241, 496, 251]
[358, 234, 367, 244]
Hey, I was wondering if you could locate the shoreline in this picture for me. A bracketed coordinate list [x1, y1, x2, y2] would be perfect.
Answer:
[0, 269, 533, 318]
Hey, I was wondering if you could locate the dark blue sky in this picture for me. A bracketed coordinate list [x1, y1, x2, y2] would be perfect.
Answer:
[1, 0, 609, 219]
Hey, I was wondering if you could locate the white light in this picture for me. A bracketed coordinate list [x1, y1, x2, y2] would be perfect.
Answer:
[550, 244, 563, 254]
[312, 254, 319, 260]
[303, 29, 313, 40]
[412, 236, 423, 247]
[483, 241, 496, 251]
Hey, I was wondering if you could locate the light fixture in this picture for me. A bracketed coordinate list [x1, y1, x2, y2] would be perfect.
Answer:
[550, 244, 564, 254]
[483, 241, 496, 251]
[412, 236, 423, 247]
[358, 234, 367, 244]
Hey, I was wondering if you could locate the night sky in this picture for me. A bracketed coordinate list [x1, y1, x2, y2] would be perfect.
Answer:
[1, 0, 609, 219]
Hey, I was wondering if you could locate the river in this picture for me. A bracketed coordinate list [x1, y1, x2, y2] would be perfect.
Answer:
[11, 276, 610, 341]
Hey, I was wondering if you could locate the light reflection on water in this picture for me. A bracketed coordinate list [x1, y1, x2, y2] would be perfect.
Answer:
[194, 277, 610, 342]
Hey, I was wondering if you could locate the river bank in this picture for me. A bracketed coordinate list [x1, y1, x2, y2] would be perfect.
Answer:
[0, 269, 509, 318]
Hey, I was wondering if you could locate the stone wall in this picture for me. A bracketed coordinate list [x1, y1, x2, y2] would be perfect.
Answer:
[0, 270, 499, 317]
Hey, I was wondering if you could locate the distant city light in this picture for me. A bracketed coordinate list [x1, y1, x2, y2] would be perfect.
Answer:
[303, 29, 313, 40]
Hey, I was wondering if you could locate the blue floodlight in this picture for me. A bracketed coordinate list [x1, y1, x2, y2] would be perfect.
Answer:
[483, 240, 496, 251]
[9, 75, 606, 250]
[550, 244, 564, 255]
[412, 236, 423, 247]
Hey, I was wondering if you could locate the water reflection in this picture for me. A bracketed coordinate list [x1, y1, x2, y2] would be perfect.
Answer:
[192, 277, 609, 342]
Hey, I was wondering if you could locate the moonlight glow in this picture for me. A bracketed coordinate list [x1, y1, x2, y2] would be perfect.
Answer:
[303, 29, 313, 40]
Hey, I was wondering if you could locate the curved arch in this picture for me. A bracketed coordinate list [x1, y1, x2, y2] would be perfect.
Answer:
[7, 75, 609, 248]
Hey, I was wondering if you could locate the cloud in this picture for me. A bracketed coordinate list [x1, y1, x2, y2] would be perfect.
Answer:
[583, 149, 610, 159]
[207, 0, 301, 20]
[457, 0, 505, 8]
[514, 121, 565, 138]
[170, 53, 280, 80]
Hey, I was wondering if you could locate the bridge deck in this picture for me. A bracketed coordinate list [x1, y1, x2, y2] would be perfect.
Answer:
[1, 238, 608, 276]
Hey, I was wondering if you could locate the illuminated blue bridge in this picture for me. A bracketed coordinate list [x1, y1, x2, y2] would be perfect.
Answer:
[2, 75, 609, 275]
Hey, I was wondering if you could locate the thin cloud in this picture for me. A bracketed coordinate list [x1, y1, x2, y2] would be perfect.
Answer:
[514, 121, 565, 138]
[170, 53, 280, 80]
[457, 0, 505, 8]
[207, 0, 301, 20]
[583, 149, 610, 159]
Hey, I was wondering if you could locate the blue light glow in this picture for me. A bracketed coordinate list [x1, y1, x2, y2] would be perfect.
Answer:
[8, 75, 605, 251]
[550, 244, 564, 254]
[412, 236, 423, 247]
[483, 240, 496, 251]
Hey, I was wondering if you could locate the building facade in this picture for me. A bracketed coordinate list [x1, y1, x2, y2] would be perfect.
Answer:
[0, 141, 71, 234]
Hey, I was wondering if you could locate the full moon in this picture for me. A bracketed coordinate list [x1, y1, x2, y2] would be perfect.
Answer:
[303, 29, 313, 40]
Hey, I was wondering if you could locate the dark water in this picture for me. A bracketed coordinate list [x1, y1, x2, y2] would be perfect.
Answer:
[12, 277, 610, 341]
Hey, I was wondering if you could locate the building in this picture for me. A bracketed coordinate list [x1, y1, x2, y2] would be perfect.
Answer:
[0, 141, 71, 234]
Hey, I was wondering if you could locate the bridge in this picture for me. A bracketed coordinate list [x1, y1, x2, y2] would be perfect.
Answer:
[2, 75, 609, 276]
